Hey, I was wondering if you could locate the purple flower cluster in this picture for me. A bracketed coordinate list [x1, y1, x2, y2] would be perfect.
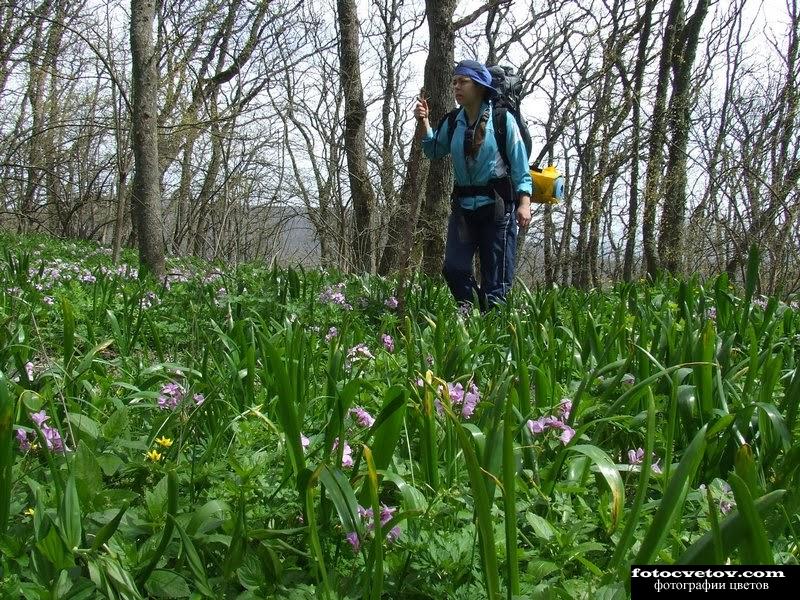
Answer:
[385, 296, 399, 310]
[706, 306, 717, 321]
[325, 327, 339, 342]
[526, 399, 575, 445]
[699, 481, 735, 515]
[350, 406, 375, 428]
[332, 437, 354, 468]
[157, 382, 186, 410]
[319, 283, 351, 309]
[141, 291, 159, 310]
[752, 297, 768, 310]
[32, 260, 104, 288]
[627, 447, 662, 474]
[15, 429, 30, 451]
[435, 380, 480, 419]
[17, 410, 68, 454]
[346, 503, 401, 552]
[381, 334, 394, 353]
[345, 343, 374, 370]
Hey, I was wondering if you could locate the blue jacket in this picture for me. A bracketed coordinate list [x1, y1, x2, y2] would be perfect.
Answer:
[421, 100, 533, 210]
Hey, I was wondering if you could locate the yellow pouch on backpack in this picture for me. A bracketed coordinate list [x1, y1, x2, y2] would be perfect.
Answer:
[530, 165, 565, 204]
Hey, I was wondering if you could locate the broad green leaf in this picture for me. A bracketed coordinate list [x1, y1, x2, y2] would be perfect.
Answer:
[447, 409, 500, 599]
[526, 513, 556, 541]
[0, 370, 14, 534]
[319, 465, 360, 536]
[59, 476, 82, 550]
[91, 503, 129, 551]
[568, 445, 625, 532]
[368, 386, 406, 472]
[727, 473, 773, 564]
[609, 390, 655, 570]
[677, 490, 786, 564]
[187, 500, 230, 537]
[144, 570, 190, 598]
[66, 413, 101, 440]
[634, 425, 707, 564]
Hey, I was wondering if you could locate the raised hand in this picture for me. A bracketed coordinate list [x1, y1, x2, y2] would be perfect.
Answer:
[414, 91, 429, 122]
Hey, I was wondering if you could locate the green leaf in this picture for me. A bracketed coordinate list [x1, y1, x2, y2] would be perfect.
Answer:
[187, 500, 230, 537]
[36, 526, 73, 570]
[222, 497, 247, 580]
[363, 446, 383, 600]
[301, 466, 331, 595]
[96, 454, 124, 477]
[72, 444, 103, 507]
[378, 471, 427, 513]
[634, 425, 707, 564]
[61, 577, 98, 600]
[144, 570, 191, 598]
[677, 490, 786, 564]
[525, 513, 556, 541]
[319, 465, 360, 536]
[136, 468, 177, 587]
[609, 389, 655, 571]
[173, 517, 214, 597]
[59, 476, 82, 550]
[734, 444, 762, 497]
[503, 388, 520, 596]
[0, 370, 14, 534]
[368, 386, 406, 472]
[66, 413, 101, 440]
[62, 298, 76, 369]
[260, 338, 305, 479]
[727, 473, 773, 564]
[91, 503, 129, 551]
[102, 407, 129, 440]
[568, 445, 625, 532]
[448, 410, 500, 599]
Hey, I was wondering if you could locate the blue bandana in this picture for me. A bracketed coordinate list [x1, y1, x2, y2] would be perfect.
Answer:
[453, 60, 498, 96]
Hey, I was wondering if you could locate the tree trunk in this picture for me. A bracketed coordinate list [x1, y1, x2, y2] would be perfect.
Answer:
[623, 0, 657, 282]
[130, 0, 165, 279]
[420, 0, 457, 277]
[379, 134, 429, 275]
[642, 0, 684, 278]
[337, 0, 376, 273]
[658, 0, 711, 274]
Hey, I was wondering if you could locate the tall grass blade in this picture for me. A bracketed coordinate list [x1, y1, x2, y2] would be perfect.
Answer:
[634, 425, 707, 564]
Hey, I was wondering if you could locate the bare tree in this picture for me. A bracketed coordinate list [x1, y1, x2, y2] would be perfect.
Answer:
[338, 0, 377, 272]
[130, 0, 165, 278]
[657, 0, 712, 273]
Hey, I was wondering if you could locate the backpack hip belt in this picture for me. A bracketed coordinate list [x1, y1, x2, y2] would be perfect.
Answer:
[452, 177, 514, 206]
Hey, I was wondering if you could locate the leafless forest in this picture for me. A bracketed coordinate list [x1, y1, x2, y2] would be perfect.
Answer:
[1, 0, 798, 293]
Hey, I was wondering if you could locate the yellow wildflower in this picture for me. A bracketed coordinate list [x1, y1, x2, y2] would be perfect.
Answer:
[155, 436, 173, 448]
[145, 449, 162, 462]
[23, 507, 35, 517]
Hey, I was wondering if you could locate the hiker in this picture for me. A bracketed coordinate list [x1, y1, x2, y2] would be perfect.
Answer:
[414, 59, 532, 311]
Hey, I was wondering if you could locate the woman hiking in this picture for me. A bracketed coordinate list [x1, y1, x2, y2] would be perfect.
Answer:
[414, 59, 532, 311]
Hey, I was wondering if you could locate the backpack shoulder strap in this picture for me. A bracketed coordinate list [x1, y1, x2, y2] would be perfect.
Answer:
[432, 108, 460, 158]
[493, 106, 510, 171]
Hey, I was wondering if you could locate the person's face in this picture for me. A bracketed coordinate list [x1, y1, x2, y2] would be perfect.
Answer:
[452, 75, 481, 106]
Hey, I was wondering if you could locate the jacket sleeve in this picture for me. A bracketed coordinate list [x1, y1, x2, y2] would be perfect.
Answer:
[504, 112, 532, 197]
[421, 116, 452, 160]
